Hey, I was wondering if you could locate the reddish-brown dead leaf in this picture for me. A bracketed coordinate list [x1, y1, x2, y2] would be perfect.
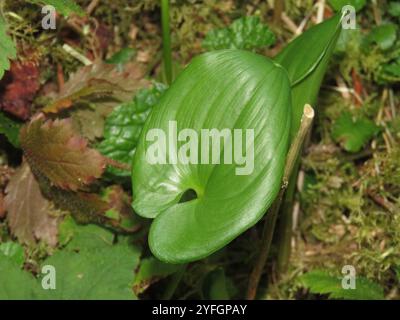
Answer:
[20, 115, 106, 191]
[95, 23, 113, 54]
[4, 163, 58, 246]
[352, 68, 364, 107]
[0, 58, 40, 120]
[43, 61, 148, 114]
[70, 103, 112, 141]
[106, 185, 134, 217]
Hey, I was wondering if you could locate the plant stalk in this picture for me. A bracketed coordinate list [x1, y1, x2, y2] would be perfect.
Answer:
[246, 104, 314, 300]
[276, 164, 299, 273]
[273, 0, 284, 25]
[161, 0, 173, 85]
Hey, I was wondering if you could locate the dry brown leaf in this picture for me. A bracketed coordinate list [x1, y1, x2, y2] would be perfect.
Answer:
[4, 163, 58, 246]
[0, 58, 40, 120]
[70, 103, 112, 141]
[0, 165, 14, 219]
[43, 61, 148, 114]
[20, 115, 106, 191]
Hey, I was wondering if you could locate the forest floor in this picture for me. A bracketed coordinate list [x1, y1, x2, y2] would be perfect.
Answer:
[0, 0, 399, 300]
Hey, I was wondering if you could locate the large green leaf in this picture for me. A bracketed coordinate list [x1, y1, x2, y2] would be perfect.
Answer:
[132, 50, 291, 263]
[0, 242, 25, 267]
[275, 14, 342, 139]
[40, 243, 140, 300]
[58, 215, 115, 249]
[0, 242, 140, 300]
[0, 253, 41, 300]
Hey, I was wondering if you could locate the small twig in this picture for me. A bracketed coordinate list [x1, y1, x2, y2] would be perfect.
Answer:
[62, 44, 93, 66]
[86, 0, 100, 15]
[295, 10, 314, 35]
[246, 105, 315, 300]
[246, 190, 284, 300]
[5, 12, 24, 21]
[335, 75, 351, 100]
[57, 63, 65, 93]
[283, 105, 315, 184]
[104, 158, 131, 171]
[323, 85, 364, 105]
[273, 0, 284, 25]
[316, 0, 325, 24]
[367, 189, 396, 214]
[281, 12, 299, 34]
[389, 89, 396, 118]
[296, 0, 323, 35]
[372, 0, 382, 25]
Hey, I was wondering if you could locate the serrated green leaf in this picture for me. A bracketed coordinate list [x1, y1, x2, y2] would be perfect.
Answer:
[132, 50, 291, 263]
[133, 256, 182, 295]
[379, 58, 400, 83]
[328, 0, 366, 12]
[106, 48, 136, 65]
[98, 83, 167, 177]
[0, 240, 141, 300]
[0, 253, 41, 300]
[31, 0, 85, 17]
[365, 24, 398, 51]
[40, 243, 140, 300]
[300, 270, 385, 300]
[332, 112, 380, 153]
[275, 14, 342, 140]
[388, 2, 400, 17]
[202, 16, 275, 51]
[0, 242, 25, 267]
[0, 17, 16, 80]
[58, 215, 115, 250]
[0, 111, 21, 147]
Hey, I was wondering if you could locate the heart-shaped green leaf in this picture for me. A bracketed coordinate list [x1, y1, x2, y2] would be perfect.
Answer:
[132, 50, 291, 263]
[275, 15, 342, 139]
